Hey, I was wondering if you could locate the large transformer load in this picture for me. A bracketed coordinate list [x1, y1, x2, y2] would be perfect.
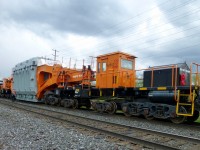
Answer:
[12, 57, 95, 104]
[12, 57, 53, 102]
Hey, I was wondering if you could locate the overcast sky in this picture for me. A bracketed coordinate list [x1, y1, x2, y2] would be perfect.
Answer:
[0, 0, 200, 78]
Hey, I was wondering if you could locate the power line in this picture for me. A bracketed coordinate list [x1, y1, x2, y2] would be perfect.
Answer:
[58, 26, 200, 60]
[96, 0, 196, 37]
[56, 0, 196, 54]
[57, 3, 200, 59]
[55, 0, 172, 51]
[79, 0, 172, 37]
[52, 0, 199, 67]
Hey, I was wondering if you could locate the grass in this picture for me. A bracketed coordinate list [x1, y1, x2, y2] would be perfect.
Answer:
[195, 116, 200, 123]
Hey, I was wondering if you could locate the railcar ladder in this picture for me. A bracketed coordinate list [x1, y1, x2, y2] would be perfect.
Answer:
[176, 63, 200, 116]
[176, 90, 195, 116]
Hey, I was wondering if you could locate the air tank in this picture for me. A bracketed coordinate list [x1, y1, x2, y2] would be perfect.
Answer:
[148, 91, 177, 104]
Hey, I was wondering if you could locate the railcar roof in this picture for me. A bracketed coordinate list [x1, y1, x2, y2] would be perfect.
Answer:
[97, 51, 137, 58]
[148, 62, 189, 70]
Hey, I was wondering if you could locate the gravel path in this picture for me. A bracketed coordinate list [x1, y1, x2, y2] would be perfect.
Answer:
[0, 104, 128, 150]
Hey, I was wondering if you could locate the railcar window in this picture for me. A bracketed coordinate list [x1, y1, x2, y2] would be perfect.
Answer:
[121, 59, 133, 70]
[98, 63, 100, 73]
[102, 62, 106, 71]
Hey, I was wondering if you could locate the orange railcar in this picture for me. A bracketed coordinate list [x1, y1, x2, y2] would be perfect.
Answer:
[36, 63, 95, 106]
[96, 51, 136, 89]
[0, 78, 13, 98]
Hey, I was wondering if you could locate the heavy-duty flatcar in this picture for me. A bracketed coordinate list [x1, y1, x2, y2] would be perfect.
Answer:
[6, 51, 200, 123]
[12, 57, 95, 108]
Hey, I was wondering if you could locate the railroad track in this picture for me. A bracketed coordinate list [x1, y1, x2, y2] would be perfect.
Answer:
[0, 99, 200, 150]
[12, 98, 200, 132]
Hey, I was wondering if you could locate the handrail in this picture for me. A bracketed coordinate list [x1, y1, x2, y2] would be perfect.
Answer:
[190, 64, 192, 101]
[136, 64, 177, 71]
[174, 65, 178, 101]
[151, 68, 154, 87]
[172, 65, 174, 87]
[136, 65, 177, 88]
[189, 63, 200, 102]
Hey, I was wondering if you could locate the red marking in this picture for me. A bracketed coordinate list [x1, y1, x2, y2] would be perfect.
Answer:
[180, 73, 186, 86]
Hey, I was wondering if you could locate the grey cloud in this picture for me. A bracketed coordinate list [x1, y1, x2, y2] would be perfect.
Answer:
[0, 0, 200, 77]
[141, 0, 200, 65]
[0, 0, 127, 37]
[157, 0, 199, 27]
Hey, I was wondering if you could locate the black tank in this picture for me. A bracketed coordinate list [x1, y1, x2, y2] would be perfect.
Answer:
[148, 91, 176, 104]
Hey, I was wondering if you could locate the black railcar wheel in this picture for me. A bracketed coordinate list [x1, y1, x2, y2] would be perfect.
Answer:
[187, 110, 199, 123]
[107, 102, 117, 115]
[64, 101, 69, 108]
[144, 115, 154, 120]
[143, 108, 154, 120]
[72, 99, 78, 109]
[50, 97, 57, 106]
[85, 101, 91, 109]
[122, 104, 132, 117]
[50, 101, 56, 106]
[170, 106, 187, 124]
[44, 99, 49, 105]
[124, 112, 132, 117]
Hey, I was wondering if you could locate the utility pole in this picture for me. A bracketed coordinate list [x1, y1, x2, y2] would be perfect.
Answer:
[69, 58, 71, 68]
[89, 56, 95, 69]
[52, 49, 59, 61]
[74, 59, 77, 69]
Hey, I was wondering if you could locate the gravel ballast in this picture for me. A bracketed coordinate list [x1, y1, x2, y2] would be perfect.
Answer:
[0, 103, 127, 150]
[20, 101, 200, 139]
[1, 99, 200, 150]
